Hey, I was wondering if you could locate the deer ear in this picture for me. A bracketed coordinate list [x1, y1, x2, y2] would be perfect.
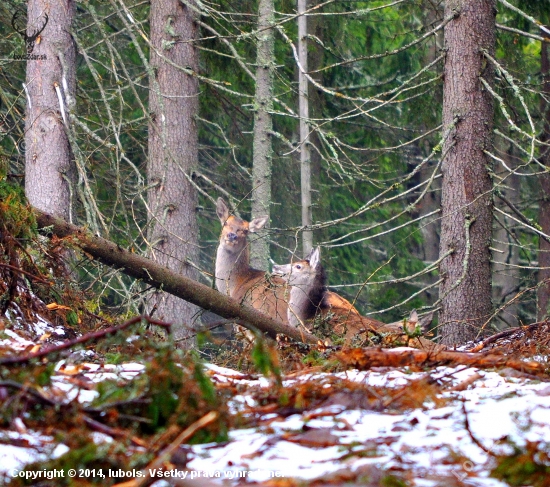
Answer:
[249, 215, 268, 233]
[216, 198, 229, 223]
[408, 309, 418, 325]
[308, 247, 321, 269]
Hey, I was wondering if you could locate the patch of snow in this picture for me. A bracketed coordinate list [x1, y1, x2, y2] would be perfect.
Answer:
[184, 365, 550, 485]
[0, 432, 56, 475]
[51, 444, 70, 458]
[50, 377, 99, 403]
[1, 329, 34, 350]
[1, 359, 549, 485]
[0, 444, 44, 474]
[205, 364, 246, 377]
[31, 315, 62, 338]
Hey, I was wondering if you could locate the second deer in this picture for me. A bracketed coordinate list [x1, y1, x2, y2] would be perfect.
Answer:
[273, 247, 438, 348]
[272, 247, 384, 341]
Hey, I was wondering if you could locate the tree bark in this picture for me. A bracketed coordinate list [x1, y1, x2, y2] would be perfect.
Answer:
[34, 209, 320, 346]
[298, 0, 313, 255]
[537, 28, 550, 320]
[148, 0, 200, 344]
[438, 0, 496, 345]
[250, 0, 275, 270]
[25, 0, 76, 222]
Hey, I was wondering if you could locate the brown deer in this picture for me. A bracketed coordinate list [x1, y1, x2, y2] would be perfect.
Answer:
[215, 198, 288, 326]
[272, 247, 383, 339]
[273, 247, 440, 349]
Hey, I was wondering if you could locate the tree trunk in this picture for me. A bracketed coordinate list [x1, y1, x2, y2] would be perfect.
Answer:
[493, 143, 519, 328]
[438, 0, 496, 345]
[24, 0, 76, 222]
[413, 3, 443, 311]
[537, 28, 550, 320]
[148, 0, 200, 344]
[250, 0, 275, 270]
[298, 0, 313, 255]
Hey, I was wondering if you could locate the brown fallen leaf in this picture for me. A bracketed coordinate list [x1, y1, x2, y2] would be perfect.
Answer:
[56, 363, 87, 376]
[46, 303, 72, 310]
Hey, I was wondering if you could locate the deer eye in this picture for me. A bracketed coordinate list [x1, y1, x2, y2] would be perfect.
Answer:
[295, 264, 302, 270]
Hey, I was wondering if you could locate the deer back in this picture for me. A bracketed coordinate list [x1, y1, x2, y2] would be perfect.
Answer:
[321, 291, 386, 337]
[272, 247, 438, 347]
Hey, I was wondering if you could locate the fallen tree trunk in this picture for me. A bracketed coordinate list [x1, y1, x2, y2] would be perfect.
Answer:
[338, 347, 546, 375]
[35, 210, 320, 345]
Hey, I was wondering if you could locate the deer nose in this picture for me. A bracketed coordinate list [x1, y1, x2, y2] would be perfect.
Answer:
[226, 232, 238, 242]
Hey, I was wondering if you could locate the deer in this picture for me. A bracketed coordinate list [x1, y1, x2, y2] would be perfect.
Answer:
[272, 247, 441, 349]
[215, 197, 289, 327]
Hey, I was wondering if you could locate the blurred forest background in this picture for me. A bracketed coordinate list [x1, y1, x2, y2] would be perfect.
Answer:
[0, 0, 547, 342]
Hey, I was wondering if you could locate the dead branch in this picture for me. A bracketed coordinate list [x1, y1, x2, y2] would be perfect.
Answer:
[468, 321, 549, 352]
[0, 380, 57, 405]
[462, 398, 493, 455]
[338, 347, 547, 375]
[0, 262, 52, 284]
[448, 371, 483, 392]
[83, 416, 147, 448]
[34, 209, 320, 345]
[0, 315, 170, 365]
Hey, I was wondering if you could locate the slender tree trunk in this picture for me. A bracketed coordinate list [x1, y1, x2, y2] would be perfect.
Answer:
[417, 148, 441, 307]
[438, 0, 496, 345]
[148, 0, 200, 344]
[537, 28, 550, 320]
[25, 0, 76, 222]
[250, 0, 275, 270]
[305, 0, 326, 245]
[413, 2, 443, 311]
[493, 143, 519, 328]
[298, 0, 313, 255]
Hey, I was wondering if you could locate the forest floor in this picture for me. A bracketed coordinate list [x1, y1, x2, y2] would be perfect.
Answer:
[1, 307, 550, 487]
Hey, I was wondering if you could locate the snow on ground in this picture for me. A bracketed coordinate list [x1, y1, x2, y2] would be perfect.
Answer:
[187, 363, 550, 486]
[1, 328, 550, 486]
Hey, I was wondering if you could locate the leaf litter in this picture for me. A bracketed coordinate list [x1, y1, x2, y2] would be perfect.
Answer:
[4, 322, 550, 487]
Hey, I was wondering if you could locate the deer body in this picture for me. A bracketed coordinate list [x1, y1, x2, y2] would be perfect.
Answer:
[215, 198, 288, 325]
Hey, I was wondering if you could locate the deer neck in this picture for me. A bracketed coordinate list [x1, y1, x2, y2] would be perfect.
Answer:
[215, 244, 251, 296]
[288, 275, 326, 327]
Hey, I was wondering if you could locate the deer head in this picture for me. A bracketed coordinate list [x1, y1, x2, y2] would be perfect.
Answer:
[12, 9, 49, 55]
[216, 198, 267, 256]
[272, 247, 323, 288]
